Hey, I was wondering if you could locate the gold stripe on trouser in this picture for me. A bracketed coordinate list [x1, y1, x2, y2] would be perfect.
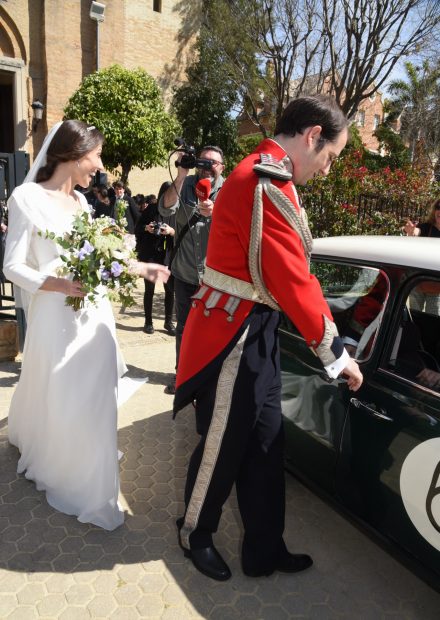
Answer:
[181, 325, 250, 549]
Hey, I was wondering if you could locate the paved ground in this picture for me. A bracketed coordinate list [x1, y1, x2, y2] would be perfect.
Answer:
[0, 285, 439, 619]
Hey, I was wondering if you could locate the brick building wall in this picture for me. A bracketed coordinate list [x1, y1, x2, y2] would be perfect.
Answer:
[238, 76, 384, 153]
[0, 0, 192, 193]
[355, 93, 384, 152]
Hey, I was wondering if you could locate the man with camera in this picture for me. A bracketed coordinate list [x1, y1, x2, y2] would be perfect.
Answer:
[159, 144, 225, 394]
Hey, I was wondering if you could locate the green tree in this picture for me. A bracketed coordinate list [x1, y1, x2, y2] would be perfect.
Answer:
[174, 0, 440, 132]
[172, 32, 241, 169]
[387, 61, 440, 164]
[373, 124, 411, 170]
[64, 65, 180, 184]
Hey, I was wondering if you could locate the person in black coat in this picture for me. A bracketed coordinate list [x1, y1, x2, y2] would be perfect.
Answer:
[93, 186, 115, 219]
[111, 181, 139, 234]
[135, 198, 175, 335]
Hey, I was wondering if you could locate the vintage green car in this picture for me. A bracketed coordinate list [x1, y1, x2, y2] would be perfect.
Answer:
[280, 235, 440, 590]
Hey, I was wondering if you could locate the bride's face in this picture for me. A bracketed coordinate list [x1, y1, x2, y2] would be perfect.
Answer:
[74, 144, 103, 188]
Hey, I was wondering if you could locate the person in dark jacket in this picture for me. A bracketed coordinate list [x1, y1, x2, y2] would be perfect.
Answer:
[111, 181, 139, 234]
[135, 197, 176, 335]
[93, 186, 115, 219]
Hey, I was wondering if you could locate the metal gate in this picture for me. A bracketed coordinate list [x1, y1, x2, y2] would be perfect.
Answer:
[0, 151, 30, 351]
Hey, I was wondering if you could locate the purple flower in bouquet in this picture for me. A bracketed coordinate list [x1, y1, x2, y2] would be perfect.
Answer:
[41, 210, 138, 312]
[75, 240, 95, 261]
[111, 261, 123, 277]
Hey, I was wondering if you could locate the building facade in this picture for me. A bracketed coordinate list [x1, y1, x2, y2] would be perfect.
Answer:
[0, 0, 192, 193]
[239, 74, 385, 153]
[353, 92, 384, 152]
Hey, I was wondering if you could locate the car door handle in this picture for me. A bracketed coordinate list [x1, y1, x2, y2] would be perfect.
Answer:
[350, 398, 394, 422]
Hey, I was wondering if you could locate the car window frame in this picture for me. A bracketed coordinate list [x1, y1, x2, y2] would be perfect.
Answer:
[378, 273, 440, 397]
[279, 256, 390, 365]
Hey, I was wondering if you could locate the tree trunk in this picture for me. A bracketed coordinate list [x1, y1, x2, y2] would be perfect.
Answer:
[121, 163, 131, 186]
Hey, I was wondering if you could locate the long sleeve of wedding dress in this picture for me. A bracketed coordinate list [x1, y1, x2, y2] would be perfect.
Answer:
[3, 194, 48, 293]
[5, 183, 124, 531]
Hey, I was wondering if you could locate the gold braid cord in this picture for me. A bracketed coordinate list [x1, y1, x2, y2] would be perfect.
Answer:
[249, 178, 313, 311]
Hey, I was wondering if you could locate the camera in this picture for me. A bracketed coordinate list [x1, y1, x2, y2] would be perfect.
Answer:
[151, 221, 164, 237]
[174, 138, 214, 171]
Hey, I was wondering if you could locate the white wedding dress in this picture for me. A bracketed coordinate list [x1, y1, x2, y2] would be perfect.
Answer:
[4, 182, 125, 530]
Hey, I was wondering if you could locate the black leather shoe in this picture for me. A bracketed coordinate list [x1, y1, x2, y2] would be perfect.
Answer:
[243, 552, 313, 577]
[143, 324, 154, 334]
[184, 546, 231, 581]
[276, 552, 313, 573]
[164, 321, 176, 336]
[177, 520, 231, 581]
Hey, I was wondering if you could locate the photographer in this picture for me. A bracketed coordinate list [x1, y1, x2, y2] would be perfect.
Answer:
[135, 197, 176, 336]
[159, 145, 225, 394]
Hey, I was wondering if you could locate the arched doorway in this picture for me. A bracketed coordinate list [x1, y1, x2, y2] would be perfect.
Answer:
[0, 69, 14, 152]
[0, 7, 28, 152]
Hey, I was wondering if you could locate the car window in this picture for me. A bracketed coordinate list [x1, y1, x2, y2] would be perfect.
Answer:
[280, 261, 389, 361]
[386, 279, 440, 392]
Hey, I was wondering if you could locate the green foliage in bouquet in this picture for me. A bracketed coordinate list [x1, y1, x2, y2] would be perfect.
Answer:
[114, 198, 128, 227]
[42, 212, 138, 311]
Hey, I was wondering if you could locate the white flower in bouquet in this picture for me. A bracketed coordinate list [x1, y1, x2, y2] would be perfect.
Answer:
[40, 210, 138, 311]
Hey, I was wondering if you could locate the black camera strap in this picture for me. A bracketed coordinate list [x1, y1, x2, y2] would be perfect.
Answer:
[168, 211, 200, 268]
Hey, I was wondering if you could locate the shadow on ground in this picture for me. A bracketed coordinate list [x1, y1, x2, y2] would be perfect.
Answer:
[1, 401, 440, 619]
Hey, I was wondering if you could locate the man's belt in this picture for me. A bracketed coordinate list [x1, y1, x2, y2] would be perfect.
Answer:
[202, 266, 263, 302]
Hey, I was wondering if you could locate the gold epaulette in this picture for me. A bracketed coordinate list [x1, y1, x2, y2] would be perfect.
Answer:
[253, 153, 292, 181]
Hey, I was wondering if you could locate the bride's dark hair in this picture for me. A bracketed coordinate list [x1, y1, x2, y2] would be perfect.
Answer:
[36, 120, 104, 183]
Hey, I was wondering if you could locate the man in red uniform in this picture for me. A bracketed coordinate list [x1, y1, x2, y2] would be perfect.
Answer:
[174, 95, 363, 581]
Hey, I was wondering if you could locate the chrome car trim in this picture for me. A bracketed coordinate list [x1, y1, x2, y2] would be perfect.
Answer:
[377, 368, 440, 399]
[350, 397, 394, 422]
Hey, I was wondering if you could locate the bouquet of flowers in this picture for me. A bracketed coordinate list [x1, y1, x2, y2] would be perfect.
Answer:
[42, 211, 138, 311]
[114, 198, 128, 226]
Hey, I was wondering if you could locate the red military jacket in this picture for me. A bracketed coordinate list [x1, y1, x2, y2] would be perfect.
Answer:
[176, 138, 342, 400]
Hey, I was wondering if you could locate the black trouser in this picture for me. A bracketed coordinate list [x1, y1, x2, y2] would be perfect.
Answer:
[143, 277, 174, 326]
[180, 305, 286, 572]
[174, 277, 199, 368]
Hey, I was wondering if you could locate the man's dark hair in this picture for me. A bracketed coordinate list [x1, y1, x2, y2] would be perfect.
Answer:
[199, 145, 224, 163]
[113, 180, 125, 190]
[97, 187, 109, 200]
[274, 95, 348, 150]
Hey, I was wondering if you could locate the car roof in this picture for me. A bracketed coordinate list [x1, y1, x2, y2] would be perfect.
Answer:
[312, 236, 440, 272]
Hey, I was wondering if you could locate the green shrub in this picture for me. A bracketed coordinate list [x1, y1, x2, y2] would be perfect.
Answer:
[301, 148, 438, 237]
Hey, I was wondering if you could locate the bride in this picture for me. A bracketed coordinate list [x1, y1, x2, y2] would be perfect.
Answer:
[4, 120, 169, 530]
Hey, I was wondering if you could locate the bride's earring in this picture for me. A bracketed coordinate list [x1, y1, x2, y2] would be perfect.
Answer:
[77, 161, 80, 168]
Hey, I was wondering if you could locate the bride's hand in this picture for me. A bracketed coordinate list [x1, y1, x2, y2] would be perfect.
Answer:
[40, 276, 86, 297]
[65, 279, 86, 297]
[129, 261, 170, 283]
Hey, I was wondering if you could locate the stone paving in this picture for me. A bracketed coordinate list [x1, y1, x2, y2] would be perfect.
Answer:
[0, 286, 439, 619]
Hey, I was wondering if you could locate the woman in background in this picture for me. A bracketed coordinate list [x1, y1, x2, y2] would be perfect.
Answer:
[404, 198, 440, 237]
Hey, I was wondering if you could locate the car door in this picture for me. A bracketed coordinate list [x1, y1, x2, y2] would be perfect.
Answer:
[336, 275, 440, 585]
[280, 259, 388, 495]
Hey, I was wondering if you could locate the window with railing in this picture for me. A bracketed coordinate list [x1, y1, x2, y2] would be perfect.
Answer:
[357, 111, 365, 127]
